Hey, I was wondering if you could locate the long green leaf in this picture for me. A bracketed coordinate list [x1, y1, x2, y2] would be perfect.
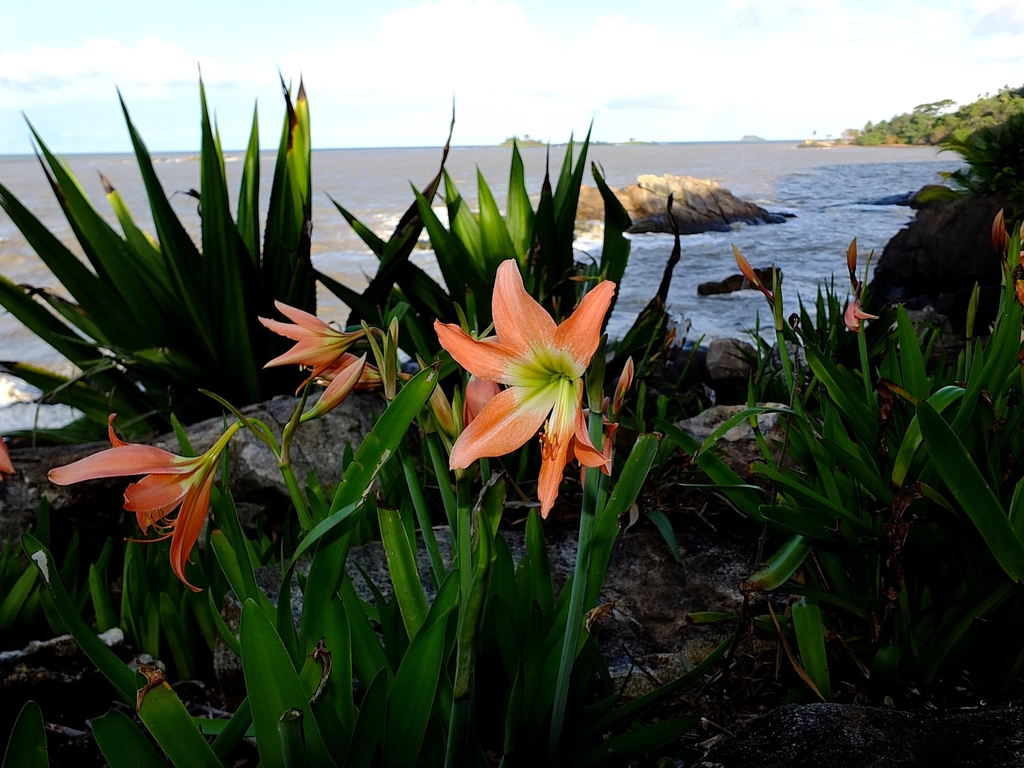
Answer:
[384, 586, 454, 768]
[92, 709, 166, 768]
[506, 140, 535, 263]
[792, 597, 832, 700]
[379, 505, 429, 637]
[240, 600, 337, 768]
[21, 533, 138, 703]
[917, 400, 1024, 581]
[2, 701, 47, 768]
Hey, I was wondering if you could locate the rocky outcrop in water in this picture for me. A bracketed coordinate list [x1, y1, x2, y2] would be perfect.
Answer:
[576, 174, 787, 234]
[868, 192, 1008, 330]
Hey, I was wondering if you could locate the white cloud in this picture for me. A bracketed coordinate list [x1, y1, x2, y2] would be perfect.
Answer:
[0, 36, 250, 108]
[0, 0, 1021, 150]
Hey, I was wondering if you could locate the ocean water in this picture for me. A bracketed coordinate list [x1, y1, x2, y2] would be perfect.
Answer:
[0, 141, 958, 429]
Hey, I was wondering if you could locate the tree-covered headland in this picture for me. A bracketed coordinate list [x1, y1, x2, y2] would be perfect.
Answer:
[846, 84, 1024, 146]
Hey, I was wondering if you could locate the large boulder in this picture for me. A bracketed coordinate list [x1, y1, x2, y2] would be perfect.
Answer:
[868, 192, 1008, 329]
[576, 174, 787, 235]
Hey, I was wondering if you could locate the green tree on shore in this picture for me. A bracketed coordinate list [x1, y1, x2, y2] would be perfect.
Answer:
[851, 84, 1024, 146]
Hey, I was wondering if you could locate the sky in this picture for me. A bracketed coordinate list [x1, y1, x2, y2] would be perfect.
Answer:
[0, 0, 1022, 154]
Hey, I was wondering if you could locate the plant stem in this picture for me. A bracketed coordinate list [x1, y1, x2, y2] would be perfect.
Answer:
[279, 463, 313, 532]
[278, 381, 313, 530]
[427, 433, 459, 532]
[548, 409, 604, 762]
[457, 476, 473, 605]
[399, 441, 445, 588]
[858, 324, 873, 401]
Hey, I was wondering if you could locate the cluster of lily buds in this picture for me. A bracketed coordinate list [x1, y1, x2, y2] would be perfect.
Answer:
[843, 238, 878, 333]
[0, 436, 13, 479]
[260, 301, 382, 417]
[582, 357, 635, 482]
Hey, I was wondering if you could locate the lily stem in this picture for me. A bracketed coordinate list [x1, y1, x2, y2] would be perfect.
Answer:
[548, 408, 604, 763]
[457, 476, 473, 607]
[858, 321, 873, 401]
[279, 382, 313, 531]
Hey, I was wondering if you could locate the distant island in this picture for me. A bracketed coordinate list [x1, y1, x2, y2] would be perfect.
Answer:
[844, 84, 1024, 146]
[741, 135, 766, 142]
[498, 135, 546, 148]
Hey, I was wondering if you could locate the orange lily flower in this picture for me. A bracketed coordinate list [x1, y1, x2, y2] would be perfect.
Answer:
[260, 301, 365, 379]
[434, 260, 613, 517]
[48, 416, 241, 591]
[463, 377, 500, 427]
[0, 436, 14, 479]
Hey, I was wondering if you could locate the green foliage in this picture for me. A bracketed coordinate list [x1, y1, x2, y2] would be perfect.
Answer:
[672, 224, 1024, 697]
[943, 112, 1024, 201]
[0, 77, 316, 442]
[851, 84, 1024, 146]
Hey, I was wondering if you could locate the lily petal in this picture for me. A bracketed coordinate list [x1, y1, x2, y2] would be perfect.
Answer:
[273, 300, 332, 332]
[125, 474, 189, 531]
[538, 435, 572, 518]
[106, 415, 129, 448]
[169, 468, 216, 592]
[552, 280, 616, 370]
[49, 445, 192, 485]
[450, 385, 554, 468]
[0, 438, 13, 478]
[492, 260, 556, 356]
[434, 322, 520, 383]
[464, 377, 501, 427]
[572, 407, 608, 469]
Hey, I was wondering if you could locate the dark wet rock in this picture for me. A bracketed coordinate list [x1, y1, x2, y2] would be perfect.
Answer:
[698, 267, 777, 296]
[860, 191, 916, 206]
[868, 191, 1007, 330]
[0, 392, 380, 552]
[0, 629, 128, 767]
[698, 703, 1024, 768]
[576, 174, 786, 235]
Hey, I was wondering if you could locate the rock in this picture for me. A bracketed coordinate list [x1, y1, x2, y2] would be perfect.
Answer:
[219, 524, 758, 700]
[0, 392, 380, 552]
[868, 191, 1007, 330]
[576, 174, 786, 235]
[860, 191, 916, 206]
[676, 404, 788, 477]
[705, 339, 756, 381]
[698, 268, 778, 296]
[698, 703, 1024, 768]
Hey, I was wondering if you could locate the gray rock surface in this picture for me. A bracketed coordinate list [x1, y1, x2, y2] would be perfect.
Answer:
[698, 703, 1024, 768]
[705, 339, 756, 381]
[0, 392, 380, 549]
[676, 404, 788, 477]
[576, 174, 786, 235]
